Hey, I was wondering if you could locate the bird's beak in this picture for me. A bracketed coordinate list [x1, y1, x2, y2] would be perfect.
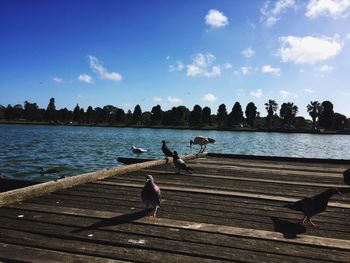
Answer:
[145, 178, 150, 182]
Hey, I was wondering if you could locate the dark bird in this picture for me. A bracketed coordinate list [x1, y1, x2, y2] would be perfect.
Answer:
[38, 167, 60, 175]
[190, 136, 215, 153]
[161, 140, 174, 162]
[141, 175, 161, 217]
[343, 169, 350, 185]
[284, 188, 342, 228]
[173, 151, 194, 174]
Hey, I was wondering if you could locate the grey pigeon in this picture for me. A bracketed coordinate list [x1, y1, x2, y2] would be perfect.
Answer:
[141, 175, 161, 217]
[161, 140, 174, 162]
[343, 169, 350, 185]
[173, 151, 194, 174]
[284, 188, 341, 228]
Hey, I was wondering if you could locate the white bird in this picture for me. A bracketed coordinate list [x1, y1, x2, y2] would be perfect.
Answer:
[190, 136, 215, 153]
[131, 146, 147, 156]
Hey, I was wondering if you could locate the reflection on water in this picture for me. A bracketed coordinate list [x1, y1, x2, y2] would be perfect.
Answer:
[0, 124, 349, 181]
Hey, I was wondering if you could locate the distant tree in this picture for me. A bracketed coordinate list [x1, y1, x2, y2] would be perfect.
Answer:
[227, 102, 244, 127]
[73, 104, 81, 122]
[216, 104, 227, 128]
[79, 108, 85, 123]
[125, 109, 133, 124]
[141, 112, 152, 126]
[167, 106, 190, 126]
[0, 105, 5, 119]
[293, 116, 307, 129]
[202, 106, 211, 125]
[94, 107, 106, 123]
[332, 113, 347, 130]
[12, 104, 23, 120]
[245, 102, 257, 128]
[189, 105, 203, 127]
[58, 107, 72, 123]
[86, 106, 95, 124]
[280, 102, 298, 128]
[132, 105, 142, 124]
[115, 108, 125, 123]
[46, 97, 57, 122]
[265, 100, 278, 128]
[103, 105, 118, 125]
[307, 101, 321, 131]
[24, 101, 42, 121]
[151, 105, 163, 125]
[319, 101, 334, 129]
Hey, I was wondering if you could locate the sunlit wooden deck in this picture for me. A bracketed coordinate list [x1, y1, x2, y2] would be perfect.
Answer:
[0, 154, 349, 262]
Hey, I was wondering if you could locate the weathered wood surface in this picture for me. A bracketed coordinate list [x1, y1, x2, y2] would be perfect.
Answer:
[0, 155, 349, 262]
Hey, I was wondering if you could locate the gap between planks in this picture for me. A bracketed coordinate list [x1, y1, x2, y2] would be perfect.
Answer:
[6, 202, 350, 251]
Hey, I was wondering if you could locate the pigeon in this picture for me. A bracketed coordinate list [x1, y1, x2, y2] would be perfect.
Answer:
[343, 169, 350, 185]
[173, 151, 194, 174]
[141, 175, 161, 217]
[190, 136, 215, 153]
[131, 146, 147, 156]
[38, 167, 60, 175]
[161, 140, 174, 163]
[284, 188, 342, 228]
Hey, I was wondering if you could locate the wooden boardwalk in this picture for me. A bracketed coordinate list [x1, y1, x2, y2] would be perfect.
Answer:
[0, 154, 349, 262]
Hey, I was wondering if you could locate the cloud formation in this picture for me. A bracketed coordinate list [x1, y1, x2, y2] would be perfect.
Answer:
[260, 0, 296, 26]
[250, 89, 263, 98]
[306, 0, 350, 18]
[88, 55, 122, 82]
[202, 93, 218, 102]
[261, 65, 281, 76]
[242, 48, 255, 58]
[186, 53, 222, 77]
[278, 35, 342, 64]
[205, 9, 228, 28]
[280, 90, 297, 98]
[319, 64, 334, 72]
[78, 74, 93, 84]
[53, 77, 63, 83]
[169, 61, 184, 72]
[168, 97, 183, 105]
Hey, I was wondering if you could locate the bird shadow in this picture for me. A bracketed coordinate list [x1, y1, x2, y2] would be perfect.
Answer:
[270, 217, 306, 239]
[71, 210, 146, 233]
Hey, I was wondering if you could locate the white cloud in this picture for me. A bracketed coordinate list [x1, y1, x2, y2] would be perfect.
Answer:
[305, 88, 315, 93]
[153, 96, 163, 102]
[347, 33, 350, 39]
[169, 61, 184, 72]
[260, 0, 296, 26]
[202, 93, 218, 102]
[261, 65, 281, 76]
[53, 77, 63, 83]
[319, 64, 334, 72]
[280, 90, 298, 98]
[167, 97, 182, 105]
[186, 53, 222, 77]
[236, 66, 253, 75]
[278, 35, 342, 64]
[78, 74, 93, 84]
[223, 63, 233, 69]
[205, 9, 228, 28]
[250, 89, 263, 98]
[306, 0, 350, 18]
[166, 56, 170, 60]
[242, 48, 255, 58]
[88, 55, 122, 82]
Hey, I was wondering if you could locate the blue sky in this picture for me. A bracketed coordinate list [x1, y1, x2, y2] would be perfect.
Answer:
[1, 0, 350, 118]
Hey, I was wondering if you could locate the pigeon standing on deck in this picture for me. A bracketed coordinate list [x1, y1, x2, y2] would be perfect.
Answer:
[343, 169, 350, 185]
[161, 140, 174, 163]
[141, 175, 161, 217]
[173, 151, 194, 174]
[190, 136, 215, 153]
[284, 188, 342, 228]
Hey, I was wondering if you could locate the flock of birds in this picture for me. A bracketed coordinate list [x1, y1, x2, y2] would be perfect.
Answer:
[141, 140, 350, 231]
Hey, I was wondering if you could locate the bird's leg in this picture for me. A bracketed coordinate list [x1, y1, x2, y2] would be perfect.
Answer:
[300, 215, 307, 225]
[307, 218, 320, 229]
[165, 157, 169, 164]
[151, 206, 159, 218]
[202, 145, 206, 153]
[177, 168, 181, 174]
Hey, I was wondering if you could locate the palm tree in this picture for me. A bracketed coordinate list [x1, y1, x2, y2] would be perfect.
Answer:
[307, 101, 321, 131]
[280, 102, 298, 128]
[264, 100, 278, 128]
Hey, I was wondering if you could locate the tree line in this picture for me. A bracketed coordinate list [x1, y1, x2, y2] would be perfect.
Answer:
[0, 98, 349, 130]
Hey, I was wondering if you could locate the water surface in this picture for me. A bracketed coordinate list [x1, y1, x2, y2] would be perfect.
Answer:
[0, 124, 349, 181]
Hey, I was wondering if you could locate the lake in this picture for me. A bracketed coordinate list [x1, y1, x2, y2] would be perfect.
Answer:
[0, 124, 349, 181]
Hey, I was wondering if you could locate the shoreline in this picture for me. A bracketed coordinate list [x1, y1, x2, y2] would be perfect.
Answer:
[1, 120, 349, 135]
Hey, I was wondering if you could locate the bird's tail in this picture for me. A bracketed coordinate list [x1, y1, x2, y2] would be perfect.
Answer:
[187, 166, 194, 171]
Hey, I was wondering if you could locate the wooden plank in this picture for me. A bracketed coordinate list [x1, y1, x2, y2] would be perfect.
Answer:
[6, 203, 350, 251]
[144, 169, 346, 188]
[0, 242, 128, 263]
[93, 181, 350, 209]
[0, 153, 206, 207]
